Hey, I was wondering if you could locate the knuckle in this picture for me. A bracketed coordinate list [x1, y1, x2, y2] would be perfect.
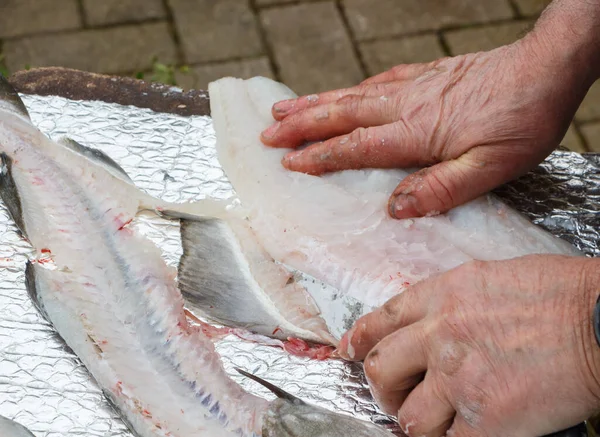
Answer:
[337, 94, 363, 119]
[423, 169, 455, 211]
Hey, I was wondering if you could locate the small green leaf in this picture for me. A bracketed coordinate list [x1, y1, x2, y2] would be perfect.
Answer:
[135, 71, 145, 80]
[24, 64, 31, 71]
[0, 54, 9, 77]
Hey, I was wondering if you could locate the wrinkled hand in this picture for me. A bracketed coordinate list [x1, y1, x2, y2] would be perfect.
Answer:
[260, 40, 587, 219]
[335, 255, 600, 437]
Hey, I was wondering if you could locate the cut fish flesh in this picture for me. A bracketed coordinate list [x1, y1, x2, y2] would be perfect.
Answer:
[0, 416, 35, 437]
[208, 76, 581, 307]
[0, 76, 393, 437]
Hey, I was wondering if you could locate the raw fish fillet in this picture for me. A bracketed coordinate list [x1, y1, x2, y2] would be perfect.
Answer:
[209, 77, 581, 307]
[1, 77, 388, 437]
[0, 416, 35, 437]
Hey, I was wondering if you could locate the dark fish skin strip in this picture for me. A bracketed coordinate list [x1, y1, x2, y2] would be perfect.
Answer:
[24, 261, 50, 321]
[58, 137, 133, 183]
[0, 153, 26, 235]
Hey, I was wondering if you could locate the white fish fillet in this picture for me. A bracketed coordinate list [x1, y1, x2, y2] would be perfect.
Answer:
[209, 77, 581, 307]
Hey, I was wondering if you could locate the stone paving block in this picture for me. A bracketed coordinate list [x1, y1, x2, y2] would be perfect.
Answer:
[576, 81, 600, 123]
[360, 34, 445, 76]
[343, 0, 514, 41]
[261, 2, 364, 95]
[562, 124, 586, 154]
[82, 0, 166, 26]
[256, 0, 297, 4]
[444, 21, 533, 55]
[581, 122, 600, 153]
[175, 58, 274, 91]
[513, 0, 551, 16]
[4, 23, 176, 75]
[0, 0, 81, 39]
[169, 0, 263, 63]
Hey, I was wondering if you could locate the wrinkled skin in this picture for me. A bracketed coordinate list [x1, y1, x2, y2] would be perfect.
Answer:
[337, 256, 600, 437]
[260, 41, 590, 219]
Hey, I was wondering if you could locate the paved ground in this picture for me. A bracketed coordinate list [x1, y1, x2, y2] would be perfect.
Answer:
[1, 0, 599, 152]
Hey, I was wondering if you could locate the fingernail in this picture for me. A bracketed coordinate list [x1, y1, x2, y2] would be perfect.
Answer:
[261, 121, 281, 139]
[389, 194, 421, 219]
[273, 100, 294, 114]
[336, 335, 351, 360]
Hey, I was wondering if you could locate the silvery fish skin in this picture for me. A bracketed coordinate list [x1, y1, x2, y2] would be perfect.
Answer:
[0, 416, 35, 437]
[208, 76, 582, 308]
[0, 76, 394, 437]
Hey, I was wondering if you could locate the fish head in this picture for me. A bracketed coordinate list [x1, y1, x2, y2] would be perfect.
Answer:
[264, 398, 395, 437]
[235, 368, 395, 437]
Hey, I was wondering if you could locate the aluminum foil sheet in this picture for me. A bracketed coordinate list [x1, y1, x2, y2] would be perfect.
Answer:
[0, 93, 598, 436]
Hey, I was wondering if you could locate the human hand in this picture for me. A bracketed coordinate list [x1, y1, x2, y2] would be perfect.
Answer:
[260, 38, 592, 219]
[336, 255, 600, 437]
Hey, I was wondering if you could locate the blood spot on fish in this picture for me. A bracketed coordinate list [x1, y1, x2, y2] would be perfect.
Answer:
[142, 409, 152, 418]
[41, 248, 51, 254]
[272, 326, 282, 336]
[118, 218, 133, 231]
[283, 337, 334, 360]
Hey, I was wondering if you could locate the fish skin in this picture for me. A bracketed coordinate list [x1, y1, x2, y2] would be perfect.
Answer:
[0, 76, 393, 437]
[208, 76, 582, 308]
[177, 212, 337, 345]
[0, 416, 36, 437]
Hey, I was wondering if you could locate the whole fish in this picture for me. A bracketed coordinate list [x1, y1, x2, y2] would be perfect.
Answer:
[0, 76, 391, 436]
[208, 76, 581, 308]
[0, 416, 35, 437]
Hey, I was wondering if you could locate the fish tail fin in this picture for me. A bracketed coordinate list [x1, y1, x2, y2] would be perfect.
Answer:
[0, 75, 31, 120]
[235, 368, 304, 405]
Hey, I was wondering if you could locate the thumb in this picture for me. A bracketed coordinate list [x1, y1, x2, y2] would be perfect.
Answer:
[388, 148, 518, 219]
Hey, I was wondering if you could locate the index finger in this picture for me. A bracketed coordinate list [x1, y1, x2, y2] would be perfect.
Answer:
[337, 279, 434, 361]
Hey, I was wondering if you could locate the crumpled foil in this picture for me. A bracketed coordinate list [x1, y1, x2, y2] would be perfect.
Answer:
[0, 94, 597, 436]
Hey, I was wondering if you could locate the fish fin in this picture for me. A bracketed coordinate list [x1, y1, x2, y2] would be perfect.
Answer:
[24, 261, 51, 321]
[0, 153, 26, 236]
[57, 137, 134, 184]
[0, 75, 30, 120]
[235, 368, 305, 405]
